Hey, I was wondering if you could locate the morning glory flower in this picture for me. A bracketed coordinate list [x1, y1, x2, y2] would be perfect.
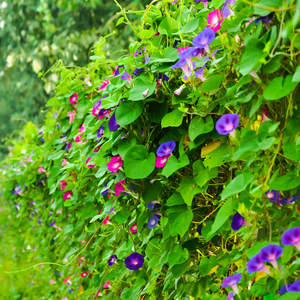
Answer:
[178, 47, 198, 71]
[172, 58, 193, 80]
[174, 84, 186, 96]
[255, 12, 274, 24]
[49, 221, 56, 227]
[103, 216, 112, 226]
[86, 157, 96, 167]
[265, 190, 279, 203]
[103, 281, 111, 289]
[67, 111, 76, 124]
[193, 28, 215, 52]
[279, 196, 300, 205]
[108, 254, 117, 266]
[64, 191, 73, 201]
[289, 280, 300, 292]
[97, 124, 104, 138]
[246, 253, 270, 274]
[195, 0, 212, 9]
[50, 279, 56, 285]
[69, 93, 78, 104]
[125, 252, 144, 270]
[147, 201, 159, 209]
[108, 112, 120, 132]
[115, 180, 126, 197]
[227, 292, 234, 300]
[155, 154, 171, 168]
[215, 113, 239, 136]
[278, 284, 291, 295]
[156, 141, 176, 157]
[78, 123, 86, 133]
[62, 159, 68, 166]
[220, 273, 242, 294]
[132, 68, 143, 76]
[142, 89, 149, 98]
[281, 227, 300, 250]
[107, 155, 123, 172]
[120, 71, 132, 84]
[207, 9, 223, 33]
[148, 215, 159, 229]
[223, 0, 235, 19]
[195, 64, 206, 81]
[261, 109, 271, 123]
[81, 271, 88, 278]
[260, 244, 283, 268]
[130, 222, 138, 233]
[197, 225, 202, 236]
[159, 73, 170, 82]
[231, 212, 252, 231]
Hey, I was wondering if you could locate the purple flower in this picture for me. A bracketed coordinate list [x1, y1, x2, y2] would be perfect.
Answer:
[223, 0, 235, 18]
[172, 58, 193, 80]
[41, 137, 45, 143]
[195, 64, 206, 81]
[15, 204, 20, 210]
[53, 113, 58, 118]
[68, 289, 74, 293]
[281, 227, 300, 251]
[279, 196, 300, 205]
[159, 73, 169, 82]
[178, 47, 198, 71]
[50, 221, 56, 227]
[231, 212, 251, 231]
[15, 185, 21, 195]
[37, 217, 41, 225]
[246, 253, 270, 274]
[29, 283, 34, 286]
[260, 244, 283, 268]
[148, 215, 159, 229]
[156, 141, 176, 157]
[289, 279, 300, 292]
[215, 114, 239, 136]
[102, 182, 109, 196]
[132, 68, 143, 76]
[93, 98, 103, 109]
[120, 71, 132, 84]
[227, 292, 234, 300]
[265, 190, 279, 203]
[221, 273, 242, 294]
[255, 12, 274, 24]
[108, 112, 120, 132]
[108, 254, 117, 266]
[193, 28, 215, 51]
[125, 252, 144, 270]
[144, 56, 150, 64]
[197, 225, 202, 235]
[97, 124, 104, 138]
[278, 284, 291, 295]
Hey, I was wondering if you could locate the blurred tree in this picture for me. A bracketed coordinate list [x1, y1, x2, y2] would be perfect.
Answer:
[0, 0, 148, 160]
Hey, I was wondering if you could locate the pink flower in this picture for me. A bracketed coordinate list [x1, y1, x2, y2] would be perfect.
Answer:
[64, 191, 73, 201]
[178, 46, 190, 53]
[69, 93, 78, 104]
[246, 17, 255, 27]
[130, 222, 138, 233]
[62, 298, 68, 300]
[262, 109, 271, 123]
[107, 155, 123, 172]
[92, 108, 100, 116]
[63, 277, 71, 284]
[103, 280, 111, 289]
[56, 209, 62, 214]
[207, 9, 223, 33]
[62, 159, 68, 166]
[8, 152, 13, 157]
[99, 79, 110, 90]
[155, 154, 171, 168]
[27, 156, 33, 162]
[50, 279, 56, 285]
[93, 146, 101, 152]
[80, 271, 88, 278]
[84, 77, 92, 86]
[86, 157, 96, 167]
[67, 111, 76, 124]
[38, 166, 45, 173]
[96, 290, 102, 298]
[115, 180, 126, 197]
[75, 134, 84, 143]
[78, 123, 86, 133]
[103, 216, 112, 226]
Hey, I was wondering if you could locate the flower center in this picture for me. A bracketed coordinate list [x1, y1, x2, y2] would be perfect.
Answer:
[151, 220, 156, 225]
[225, 123, 234, 131]
[132, 259, 139, 265]
[133, 226, 137, 230]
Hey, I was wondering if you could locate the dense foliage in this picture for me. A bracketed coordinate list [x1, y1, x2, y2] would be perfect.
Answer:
[1, 0, 300, 299]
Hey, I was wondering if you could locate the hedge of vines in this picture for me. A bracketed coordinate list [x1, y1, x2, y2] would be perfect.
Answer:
[1, 0, 300, 299]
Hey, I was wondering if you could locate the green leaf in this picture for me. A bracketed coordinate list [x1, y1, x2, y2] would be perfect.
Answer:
[165, 192, 186, 206]
[142, 180, 162, 205]
[180, 176, 207, 206]
[283, 143, 300, 162]
[161, 108, 184, 128]
[264, 75, 298, 100]
[124, 145, 156, 179]
[118, 138, 137, 159]
[202, 143, 232, 169]
[239, 38, 267, 75]
[116, 17, 124, 26]
[158, 16, 179, 36]
[183, 18, 199, 33]
[138, 29, 155, 39]
[278, 293, 300, 300]
[162, 154, 189, 178]
[171, 258, 190, 278]
[292, 66, 300, 82]
[168, 205, 193, 237]
[270, 171, 300, 191]
[200, 75, 224, 93]
[128, 76, 156, 101]
[150, 47, 178, 63]
[188, 116, 214, 141]
[193, 160, 218, 187]
[254, 0, 283, 16]
[168, 244, 189, 266]
[221, 173, 254, 200]
[115, 100, 144, 126]
[115, 210, 131, 224]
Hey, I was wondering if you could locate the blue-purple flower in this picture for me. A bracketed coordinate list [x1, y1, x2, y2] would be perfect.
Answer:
[172, 57, 193, 80]
[197, 225, 202, 236]
[132, 68, 143, 76]
[97, 124, 104, 138]
[215, 114, 239, 136]
[231, 212, 252, 231]
[289, 279, 300, 292]
[281, 227, 300, 251]
[178, 47, 198, 71]
[278, 284, 291, 295]
[279, 196, 300, 205]
[246, 253, 270, 274]
[193, 28, 215, 51]
[223, 0, 235, 19]
[108, 254, 118, 266]
[159, 73, 170, 82]
[255, 12, 274, 24]
[265, 190, 279, 203]
[227, 292, 234, 300]
[125, 252, 144, 270]
[148, 215, 159, 229]
[260, 244, 283, 268]
[120, 71, 132, 84]
[220, 273, 242, 294]
[156, 141, 176, 157]
[108, 112, 120, 132]
[50, 221, 56, 227]
[195, 64, 206, 81]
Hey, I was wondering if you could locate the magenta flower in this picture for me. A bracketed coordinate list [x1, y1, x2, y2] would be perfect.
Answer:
[265, 190, 279, 203]
[193, 28, 215, 52]
[103, 280, 111, 289]
[103, 216, 112, 226]
[97, 124, 104, 138]
[64, 191, 73, 201]
[80, 271, 88, 278]
[155, 154, 171, 168]
[215, 113, 239, 136]
[261, 109, 271, 123]
[86, 157, 96, 167]
[108, 112, 120, 132]
[148, 215, 159, 229]
[221, 273, 242, 294]
[260, 244, 283, 268]
[207, 9, 223, 33]
[62, 159, 68, 166]
[99, 79, 110, 90]
[279, 196, 299, 205]
[107, 155, 123, 172]
[227, 292, 234, 300]
[60, 180, 67, 190]
[78, 123, 86, 133]
[69, 93, 78, 104]
[115, 180, 126, 197]
[231, 212, 252, 231]
[156, 141, 176, 157]
[108, 254, 117, 266]
[281, 227, 300, 251]
[67, 111, 76, 124]
[246, 253, 270, 274]
[130, 222, 138, 233]
[125, 252, 144, 270]
[120, 71, 132, 84]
